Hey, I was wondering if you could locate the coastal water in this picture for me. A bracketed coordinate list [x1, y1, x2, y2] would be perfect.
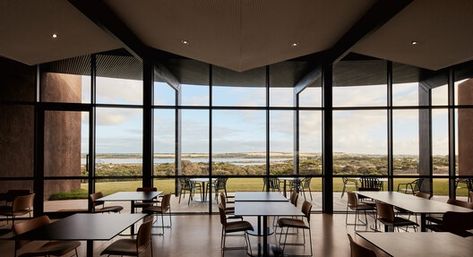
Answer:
[82, 157, 292, 166]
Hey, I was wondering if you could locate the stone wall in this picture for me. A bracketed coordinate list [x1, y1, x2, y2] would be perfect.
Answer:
[458, 78, 473, 176]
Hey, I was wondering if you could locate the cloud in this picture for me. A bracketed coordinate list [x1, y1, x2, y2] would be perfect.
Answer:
[96, 108, 141, 126]
[96, 77, 143, 104]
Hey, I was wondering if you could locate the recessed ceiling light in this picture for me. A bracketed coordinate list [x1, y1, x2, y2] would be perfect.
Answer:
[291, 42, 298, 47]
[52, 33, 58, 39]
[181, 40, 189, 45]
[411, 40, 418, 45]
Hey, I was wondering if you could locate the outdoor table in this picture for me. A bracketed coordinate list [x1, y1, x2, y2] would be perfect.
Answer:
[355, 191, 473, 231]
[235, 192, 288, 202]
[16, 213, 146, 257]
[235, 200, 303, 257]
[357, 232, 473, 257]
[278, 177, 300, 197]
[189, 178, 216, 202]
[97, 191, 161, 234]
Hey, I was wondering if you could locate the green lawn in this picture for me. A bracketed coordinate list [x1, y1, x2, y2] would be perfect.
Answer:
[49, 177, 468, 200]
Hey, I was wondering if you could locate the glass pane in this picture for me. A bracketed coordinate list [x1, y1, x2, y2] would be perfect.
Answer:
[212, 110, 265, 176]
[44, 179, 88, 212]
[181, 84, 209, 106]
[270, 111, 294, 175]
[154, 109, 176, 176]
[333, 60, 387, 107]
[455, 64, 473, 105]
[456, 108, 473, 177]
[213, 66, 265, 107]
[270, 61, 312, 107]
[181, 110, 209, 175]
[431, 84, 448, 106]
[95, 108, 142, 176]
[95, 178, 142, 212]
[44, 111, 89, 177]
[0, 105, 34, 177]
[393, 110, 419, 175]
[392, 63, 420, 106]
[432, 109, 449, 176]
[96, 53, 143, 105]
[299, 86, 322, 107]
[154, 81, 175, 106]
[299, 111, 322, 175]
[333, 110, 387, 175]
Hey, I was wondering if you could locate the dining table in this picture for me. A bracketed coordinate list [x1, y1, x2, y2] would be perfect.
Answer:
[15, 213, 146, 257]
[355, 191, 473, 231]
[278, 177, 300, 197]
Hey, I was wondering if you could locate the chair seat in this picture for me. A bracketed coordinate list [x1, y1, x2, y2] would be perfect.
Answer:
[426, 224, 473, 237]
[19, 241, 80, 257]
[95, 205, 123, 213]
[278, 218, 309, 229]
[101, 238, 141, 256]
[349, 204, 375, 211]
[426, 214, 443, 224]
[225, 220, 253, 233]
[378, 217, 418, 227]
[143, 205, 168, 214]
[134, 202, 156, 209]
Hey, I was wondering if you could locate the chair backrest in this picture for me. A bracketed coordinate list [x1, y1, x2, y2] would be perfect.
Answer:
[89, 192, 104, 208]
[301, 200, 312, 222]
[269, 178, 280, 189]
[14, 215, 51, 250]
[178, 178, 191, 189]
[137, 187, 157, 192]
[415, 191, 432, 199]
[160, 193, 171, 212]
[215, 178, 227, 189]
[470, 191, 473, 202]
[302, 177, 312, 188]
[289, 191, 299, 207]
[136, 220, 153, 254]
[442, 211, 473, 232]
[12, 193, 35, 212]
[217, 203, 227, 226]
[375, 202, 394, 222]
[447, 198, 473, 209]
[6, 190, 30, 202]
[347, 234, 377, 257]
[219, 193, 227, 208]
[346, 192, 359, 209]
[414, 178, 425, 192]
[360, 177, 381, 190]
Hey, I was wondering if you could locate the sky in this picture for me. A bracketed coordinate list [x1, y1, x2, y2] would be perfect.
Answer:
[79, 76, 451, 156]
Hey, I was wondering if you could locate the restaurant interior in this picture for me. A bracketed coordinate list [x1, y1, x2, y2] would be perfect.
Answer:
[1, 0, 473, 256]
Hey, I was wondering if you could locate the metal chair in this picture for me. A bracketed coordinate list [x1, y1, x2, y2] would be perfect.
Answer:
[0, 193, 34, 228]
[218, 203, 253, 254]
[89, 192, 123, 213]
[277, 201, 313, 256]
[178, 178, 202, 205]
[345, 192, 374, 231]
[101, 219, 153, 256]
[134, 187, 159, 212]
[14, 215, 80, 257]
[375, 201, 418, 232]
[426, 211, 473, 237]
[298, 177, 313, 201]
[397, 178, 424, 195]
[262, 178, 281, 192]
[347, 234, 377, 257]
[143, 193, 172, 235]
[341, 177, 359, 198]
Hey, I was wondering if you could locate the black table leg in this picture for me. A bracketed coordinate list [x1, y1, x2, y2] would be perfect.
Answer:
[421, 213, 426, 232]
[86, 240, 93, 257]
[257, 216, 262, 256]
[283, 181, 287, 197]
[263, 216, 268, 257]
[130, 200, 135, 235]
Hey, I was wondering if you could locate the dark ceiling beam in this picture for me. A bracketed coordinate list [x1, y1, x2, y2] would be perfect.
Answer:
[68, 0, 180, 89]
[294, 0, 413, 94]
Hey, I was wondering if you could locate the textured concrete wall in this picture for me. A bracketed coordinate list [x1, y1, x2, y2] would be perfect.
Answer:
[42, 73, 82, 198]
[0, 57, 35, 192]
[458, 78, 473, 176]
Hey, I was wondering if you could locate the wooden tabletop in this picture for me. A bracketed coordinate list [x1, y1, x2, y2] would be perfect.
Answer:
[355, 191, 473, 214]
[189, 178, 216, 182]
[16, 213, 146, 241]
[358, 232, 473, 257]
[234, 192, 288, 202]
[235, 201, 303, 216]
[97, 191, 161, 201]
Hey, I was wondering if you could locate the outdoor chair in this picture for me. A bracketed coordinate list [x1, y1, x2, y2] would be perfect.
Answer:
[0, 193, 34, 228]
[360, 177, 383, 191]
[375, 201, 418, 232]
[134, 187, 159, 212]
[347, 234, 377, 257]
[218, 203, 253, 254]
[143, 193, 172, 235]
[101, 219, 153, 257]
[341, 177, 359, 198]
[397, 178, 424, 195]
[89, 192, 123, 213]
[297, 177, 313, 201]
[345, 192, 375, 231]
[178, 178, 202, 205]
[277, 201, 313, 256]
[13, 215, 80, 257]
[209, 178, 229, 202]
[262, 178, 281, 192]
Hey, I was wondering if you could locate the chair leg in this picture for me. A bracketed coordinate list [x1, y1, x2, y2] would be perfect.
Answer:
[161, 212, 165, 235]
[308, 187, 313, 200]
[308, 228, 313, 256]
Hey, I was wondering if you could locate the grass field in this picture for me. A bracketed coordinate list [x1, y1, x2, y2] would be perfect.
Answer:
[49, 177, 470, 200]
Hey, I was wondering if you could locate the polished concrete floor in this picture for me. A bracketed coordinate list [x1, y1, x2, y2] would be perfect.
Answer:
[0, 212, 394, 257]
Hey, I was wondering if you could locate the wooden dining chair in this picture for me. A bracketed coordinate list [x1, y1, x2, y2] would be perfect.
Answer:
[89, 192, 123, 213]
[134, 187, 159, 212]
[376, 201, 418, 232]
[426, 211, 473, 237]
[101, 219, 153, 257]
[219, 192, 241, 220]
[277, 201, 313, 256]
[0, 193, 34, 228]
[218, 203, 253, 255]
[143, 193, 172, 235]
[13, 215, 80, 257]
[345, 192, 374, 231]
[347, 234, 377, 257]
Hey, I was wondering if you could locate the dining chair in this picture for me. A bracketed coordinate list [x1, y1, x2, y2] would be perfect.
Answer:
[295, 177, 313, 201]
[341, 177, 359, 198]
[101, 219, 153, 257]
[178, 178, 202, 205]
[345, 192, 374, 231]
[89, 192, 123, 213]
[277, 200, 313, 256]
[262, 178, 281, 192]
[427, 198, 473, 225]
[375, 201, 418, 232]
[0, 193, 34, 228]
[219, 192, 241, 220]
[347, 234, 377, 257]
[426, 211, 473, 237]
[209, 178, 229, 202]
[397, 178, 424, 195]
[13, 215, 80, 257]
[134, 187, 159, 212]
[217, 203, 253, 255]
[143, 193, 172, 235]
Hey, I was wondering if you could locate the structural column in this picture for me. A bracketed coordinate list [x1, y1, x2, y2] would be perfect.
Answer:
[142, 59, 154, 188]
[418, 82, 432, 193]
[322, 64, 333, 214]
